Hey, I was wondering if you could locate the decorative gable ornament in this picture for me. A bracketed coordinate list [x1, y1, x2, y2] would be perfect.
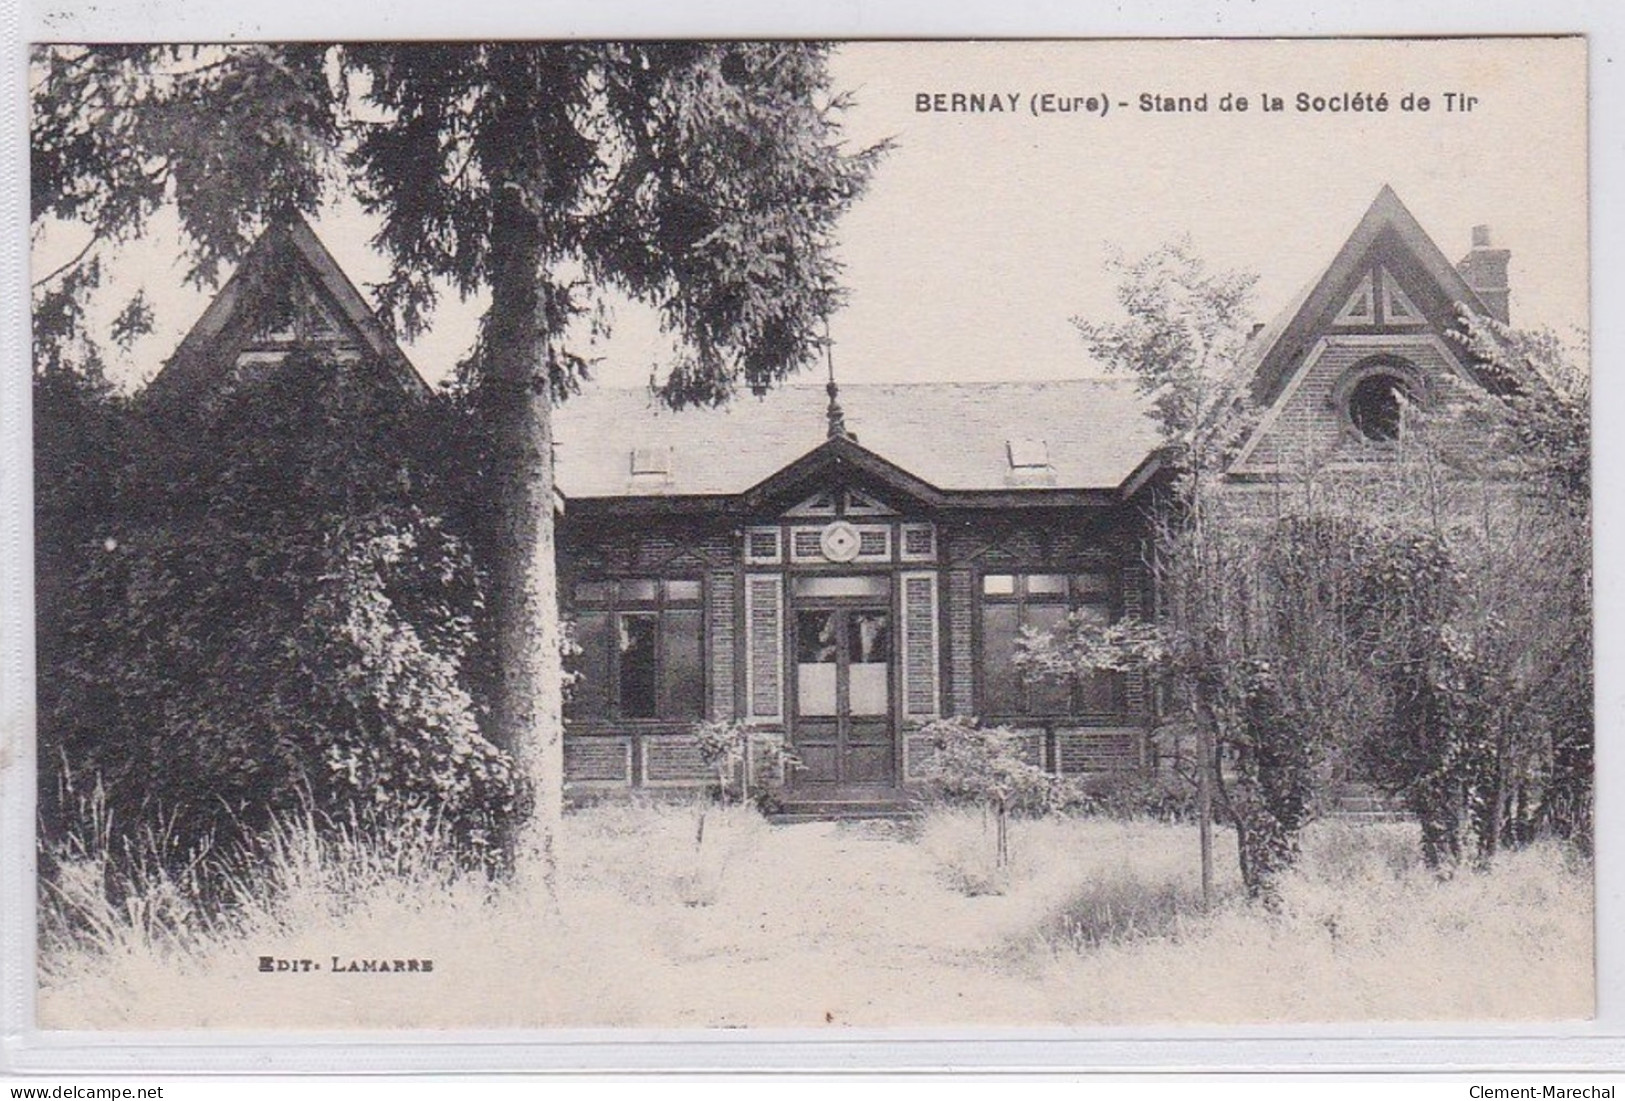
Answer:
[251, 270, 345, 344]
[819, 521, 863, 563]
[1227, 186, 1510, 477]
[145, 215, 430, 409]
[1380, 268, 1426, 327]
[1332, 271, 1376, 326]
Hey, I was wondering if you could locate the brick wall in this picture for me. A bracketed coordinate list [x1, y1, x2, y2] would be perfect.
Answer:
[708, 569, 736, 719]
[1243, 336, 1462, 470]
[946, 567, 976, 715]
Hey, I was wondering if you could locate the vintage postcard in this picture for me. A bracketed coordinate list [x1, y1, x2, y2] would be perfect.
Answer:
[12, 34, 1595, 1049]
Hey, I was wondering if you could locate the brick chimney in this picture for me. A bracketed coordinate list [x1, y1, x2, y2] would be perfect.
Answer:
[1456, 224, 1511, 324]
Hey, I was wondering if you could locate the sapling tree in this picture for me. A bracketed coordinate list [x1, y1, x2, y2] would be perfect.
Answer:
[1045, 240, 1390, 901]
[690, 719, 799, 807]
[915, 716, 1070, 869]
[1059, 238, 1278, 901]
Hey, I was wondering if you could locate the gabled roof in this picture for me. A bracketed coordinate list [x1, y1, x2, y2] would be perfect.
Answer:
[738, 432, 957, 512]
[1234, 185, 1493, 409]
[145, 215, 430, 402]
[551, 380, 1161, 502]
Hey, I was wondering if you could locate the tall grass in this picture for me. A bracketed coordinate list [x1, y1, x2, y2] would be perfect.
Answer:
[37, 801, 1592, 1028]
[39, 792, 486, 991]
[1038, 820, 1592, 1023]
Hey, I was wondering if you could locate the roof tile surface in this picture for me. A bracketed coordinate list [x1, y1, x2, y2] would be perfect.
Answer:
[552, 380, 1160, 498]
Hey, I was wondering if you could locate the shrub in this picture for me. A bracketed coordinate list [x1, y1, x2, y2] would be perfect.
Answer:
[35, 349, 527, 875]
[915, 716, 1073, 869]
[690, 719, 799, 807]
[1067, 770, 1199, 822]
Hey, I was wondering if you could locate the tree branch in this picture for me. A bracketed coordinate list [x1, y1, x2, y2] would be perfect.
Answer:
[31, 235, 99, 290]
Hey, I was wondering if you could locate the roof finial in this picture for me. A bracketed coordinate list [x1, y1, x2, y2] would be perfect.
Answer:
[824, 322, 850, 440]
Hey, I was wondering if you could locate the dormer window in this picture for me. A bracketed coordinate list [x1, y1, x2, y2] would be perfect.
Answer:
[1007, 437, 1050, 469]
[630, 446, 672, 479]
[1005, 436, 1055, 487]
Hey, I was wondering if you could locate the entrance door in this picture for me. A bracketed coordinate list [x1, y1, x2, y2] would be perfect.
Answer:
[793, 605, 895, 786]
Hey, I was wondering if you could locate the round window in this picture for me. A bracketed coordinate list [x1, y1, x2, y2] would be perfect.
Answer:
[1347, 372, 1411, 442]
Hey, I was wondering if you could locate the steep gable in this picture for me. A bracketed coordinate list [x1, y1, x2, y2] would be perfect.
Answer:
[1230, 186, 1498, 476]
[144, 216, 430, 407]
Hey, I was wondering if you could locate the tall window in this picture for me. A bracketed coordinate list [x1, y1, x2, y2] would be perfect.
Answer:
[979, 571, 1117, 716]
[568, 578, 705, 720]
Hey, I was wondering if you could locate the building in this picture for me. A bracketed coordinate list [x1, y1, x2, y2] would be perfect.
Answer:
[551, 379, 1161, 809]
[1226, 184, 1509, 484]
[143, 186, 1511, 813]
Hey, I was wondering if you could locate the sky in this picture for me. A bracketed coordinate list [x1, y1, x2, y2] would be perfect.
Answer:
[33, 38, 1589, 395]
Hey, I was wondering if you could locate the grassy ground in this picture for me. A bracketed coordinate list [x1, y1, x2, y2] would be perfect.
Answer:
[37, 802, 1592, 1029]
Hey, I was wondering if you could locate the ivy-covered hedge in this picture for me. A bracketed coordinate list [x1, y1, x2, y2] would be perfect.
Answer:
[35, 351, 529, 871]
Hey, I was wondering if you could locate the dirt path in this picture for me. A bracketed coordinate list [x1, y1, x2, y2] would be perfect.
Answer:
[615, 820, 1069, 1026]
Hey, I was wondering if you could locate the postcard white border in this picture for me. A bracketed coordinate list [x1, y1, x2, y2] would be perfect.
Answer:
[1, 0, 1620, 1076]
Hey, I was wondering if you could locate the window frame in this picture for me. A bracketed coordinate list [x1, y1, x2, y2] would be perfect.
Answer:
[1335, 355, 1425, 445]
[567, 576, 707, 723]
[975, 569, 1122, 718]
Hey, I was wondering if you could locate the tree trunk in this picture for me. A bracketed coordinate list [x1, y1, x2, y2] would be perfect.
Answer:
[485, 193, 565, 889]
[1196, 718, 1215, 908]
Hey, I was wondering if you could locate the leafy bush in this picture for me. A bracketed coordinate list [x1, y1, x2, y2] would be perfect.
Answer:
[1067, 770, 1200, 822]
[35, 349, 528, 873]
[689, 718, 799, 807]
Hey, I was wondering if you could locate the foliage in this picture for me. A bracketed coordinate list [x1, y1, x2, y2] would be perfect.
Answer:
[1221, 660, 1313, 897]
[1062, 233, 1592, 891]
[1063, 236, 1331, 901]
[1156, 518, 1361, 902]
[1345, 482, 1587, 868]
[1013, 614, 1167, 684]
[914, 716, 1072, 869]
[1065, 769, 1201, 823]
[689, 718, 799, 806]
[31, 45, 339, 375]
[1446, 314, 1592, 852]
[1072, 236, 1259, 473]
[32, 43, 884, 874]
[35, 349, 527, 872]
[1453, 312, 1590, 509]
[339, 42, 888, 405]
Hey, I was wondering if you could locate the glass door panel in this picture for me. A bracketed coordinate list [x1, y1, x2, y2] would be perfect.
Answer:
[847, 610, 891, 716]
[796, 609, 839, 716]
